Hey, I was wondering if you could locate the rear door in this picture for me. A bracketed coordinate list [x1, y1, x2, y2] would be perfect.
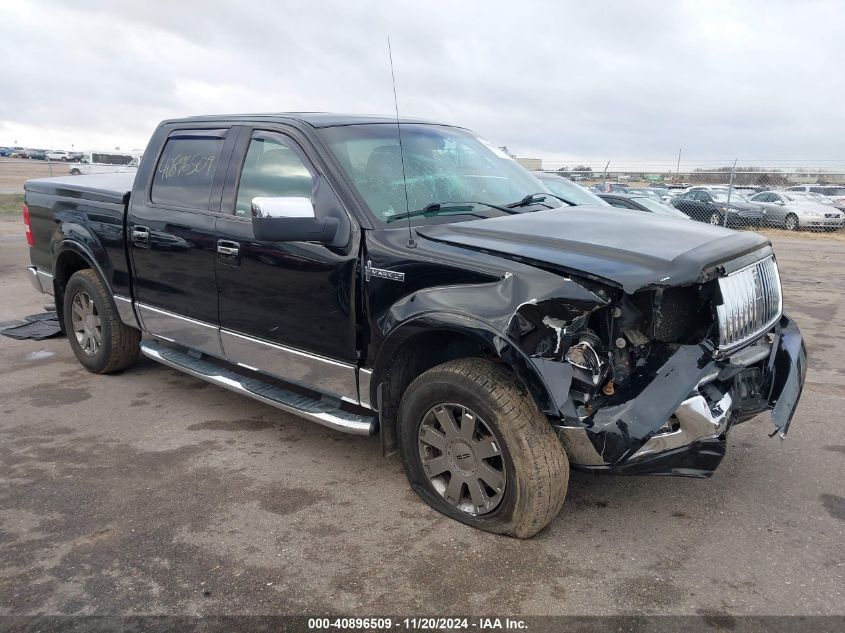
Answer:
[214, 126, 362, 403]
[128, 126, 236, 357]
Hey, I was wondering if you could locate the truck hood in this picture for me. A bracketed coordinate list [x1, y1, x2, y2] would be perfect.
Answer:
[415, 206, 770, 293]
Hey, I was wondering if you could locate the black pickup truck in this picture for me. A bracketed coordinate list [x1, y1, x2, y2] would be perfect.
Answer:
[24, 114, 807, 538]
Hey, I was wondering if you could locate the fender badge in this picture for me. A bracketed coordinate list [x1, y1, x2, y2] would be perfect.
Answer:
[366, 260, 405, 282]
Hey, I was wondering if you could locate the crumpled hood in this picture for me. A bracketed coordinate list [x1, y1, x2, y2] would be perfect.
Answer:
[416, 206, 770, 293]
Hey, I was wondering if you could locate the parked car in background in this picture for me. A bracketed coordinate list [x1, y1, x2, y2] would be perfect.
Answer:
[807, 192, 845, 212]
[29, 150, 47, 160]
[532, 171, 609, 206]
[672, 189, 765, 226]
[786, 185, 845, 206]
[46, 150, 71, 161]
[0, 147, 13, 157]
[599, 192, 691, 220]
[639, 186, 673, 202]
[749, 191, 844, 231]
[68, 151, 84, 162]
[592, 182, 630, 193]
[69, 151, 139, 175]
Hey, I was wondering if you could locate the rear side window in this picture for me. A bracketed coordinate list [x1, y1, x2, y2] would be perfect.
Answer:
[151, 132, 226, 209]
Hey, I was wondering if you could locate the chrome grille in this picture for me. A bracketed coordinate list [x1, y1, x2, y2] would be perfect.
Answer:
[716, 255, 782, 350]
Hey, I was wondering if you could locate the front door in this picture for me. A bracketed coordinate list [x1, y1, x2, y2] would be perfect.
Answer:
[214, 128, 361, 403]
[128, 127, 234, 357]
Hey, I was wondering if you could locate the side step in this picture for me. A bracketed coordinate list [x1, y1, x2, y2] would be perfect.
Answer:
[140, 341, 376, 436]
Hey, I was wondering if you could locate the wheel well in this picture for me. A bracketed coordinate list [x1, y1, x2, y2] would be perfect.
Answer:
[53, 250, 92, 330]
[378, 330, 500, 455]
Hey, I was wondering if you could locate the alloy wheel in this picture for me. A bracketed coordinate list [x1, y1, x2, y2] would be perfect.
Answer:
[417, 403, 506, 515]
[71, 291, 102, 356]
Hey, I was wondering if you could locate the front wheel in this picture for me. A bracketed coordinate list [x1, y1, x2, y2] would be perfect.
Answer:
[70, 168, 80, 175]
[397, 358, 569, 538]
[708, 211, 723, 226]
[784, 214, 799, 231]
[63, 269, 140, 373]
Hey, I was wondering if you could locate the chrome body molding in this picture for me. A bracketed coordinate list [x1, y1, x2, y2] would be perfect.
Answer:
[140, 341, 375, 436]
[219, 329, 358, 404]
[358, 368, 373, 410]
[26, 266, 54, 296]
[136, 303, 224, 358]
[112, 295, 140, 329]
[630, 391, 733, 461]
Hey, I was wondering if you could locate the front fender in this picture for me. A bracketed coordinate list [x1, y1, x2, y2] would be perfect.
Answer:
[371, 311, 574, 418]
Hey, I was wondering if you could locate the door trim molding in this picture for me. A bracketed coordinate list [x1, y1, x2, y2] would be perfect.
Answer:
[220, 329, 359, 405]
[136, 303, 224, 358]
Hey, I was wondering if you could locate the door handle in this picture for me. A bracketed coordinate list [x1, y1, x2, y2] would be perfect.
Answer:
[131, 226, 150, 244]
[217, 239, 240, 264]
[132, 226, 149, 241]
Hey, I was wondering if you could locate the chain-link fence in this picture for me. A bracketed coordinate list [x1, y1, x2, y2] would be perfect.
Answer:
[530, 162, 845, 233]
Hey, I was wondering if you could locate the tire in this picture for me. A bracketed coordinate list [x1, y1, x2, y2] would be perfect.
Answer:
[784, 214, 799, 231]
[397, 358, 569, 538]
[63, 269, 140, 373]
[708, 212, 723, 226]
[70, 168, 80, 176]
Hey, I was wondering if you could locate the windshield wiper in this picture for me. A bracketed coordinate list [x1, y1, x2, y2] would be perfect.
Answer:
[505, 193, 555, 209]
[385, 201, 516, 223]
[549, 195, 577, 207]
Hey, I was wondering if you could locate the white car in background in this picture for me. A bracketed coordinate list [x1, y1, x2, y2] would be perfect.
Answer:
[750, 191, 844, 231]
[69, 151, 140, 175]
[46, 150, 72, 161]
[785, 185, 845, 206]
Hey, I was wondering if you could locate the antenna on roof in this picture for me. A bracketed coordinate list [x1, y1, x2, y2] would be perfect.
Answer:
[387, 35, 415, 248]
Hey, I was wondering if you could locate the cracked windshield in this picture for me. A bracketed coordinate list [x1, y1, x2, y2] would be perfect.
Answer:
[319, 123, 562, 224]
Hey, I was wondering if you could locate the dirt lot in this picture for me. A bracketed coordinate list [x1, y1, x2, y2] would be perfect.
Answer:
[0, 159, 69, 194]
[0, 213, 843, 617]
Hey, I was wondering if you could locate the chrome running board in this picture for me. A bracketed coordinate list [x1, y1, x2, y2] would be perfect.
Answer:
[140, 341, 376, 436]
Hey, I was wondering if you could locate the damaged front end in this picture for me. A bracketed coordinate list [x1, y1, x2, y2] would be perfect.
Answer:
[510, 253, 808, 478]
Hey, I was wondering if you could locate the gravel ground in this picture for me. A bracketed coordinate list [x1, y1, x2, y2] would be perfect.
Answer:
[0, 213, 842, 617]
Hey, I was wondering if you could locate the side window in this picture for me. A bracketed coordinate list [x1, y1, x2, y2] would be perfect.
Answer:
[235, 136, 315, 217]
[607, 199, 628, 209]
[151, 133, 226, 210]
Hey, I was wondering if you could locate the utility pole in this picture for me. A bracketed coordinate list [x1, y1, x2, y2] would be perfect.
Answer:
[724, 158, 737, 228]
[675, 148, 682, 183]
[602, 160, 610, 189]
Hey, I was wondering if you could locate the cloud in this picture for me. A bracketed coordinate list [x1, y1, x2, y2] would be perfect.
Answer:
[1, 0, 843, 168]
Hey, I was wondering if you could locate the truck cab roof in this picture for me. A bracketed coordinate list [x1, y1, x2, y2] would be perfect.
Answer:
[159, 112, 446, 128]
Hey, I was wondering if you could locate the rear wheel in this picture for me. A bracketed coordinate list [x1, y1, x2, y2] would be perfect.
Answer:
[63, 269, 140, 373]
[397, 358, 569, 538]
[708, 211, 723, 225]
[70, 168, 80, 175]
[784, 214, 799, 231]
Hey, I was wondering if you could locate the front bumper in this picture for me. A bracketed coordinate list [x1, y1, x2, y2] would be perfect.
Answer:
[556, 314, 807, 477]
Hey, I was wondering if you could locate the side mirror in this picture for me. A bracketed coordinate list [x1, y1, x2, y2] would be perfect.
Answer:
[251, 196, 339, 243]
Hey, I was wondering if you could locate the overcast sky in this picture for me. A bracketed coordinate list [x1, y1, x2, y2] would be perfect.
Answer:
[1, 0, 844, 169]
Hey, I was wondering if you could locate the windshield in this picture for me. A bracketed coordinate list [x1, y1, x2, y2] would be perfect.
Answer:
[538, 176, 608, 205]
[631, 196, 689, 218]
[318, 124, 561, 224]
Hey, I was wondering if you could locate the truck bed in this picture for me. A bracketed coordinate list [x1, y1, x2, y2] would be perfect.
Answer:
[24, 173, 135, 205]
